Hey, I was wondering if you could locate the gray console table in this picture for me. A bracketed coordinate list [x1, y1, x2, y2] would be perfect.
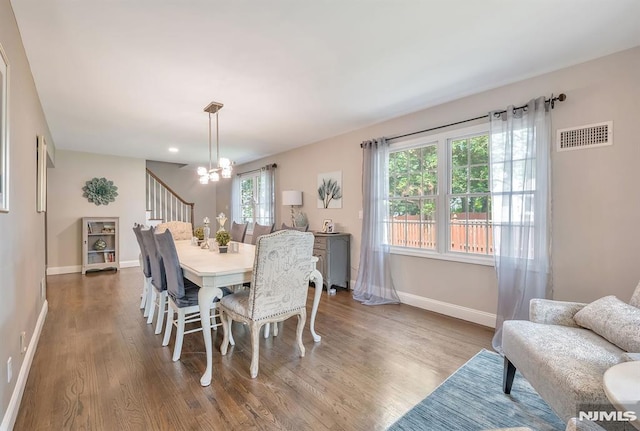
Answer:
[313, 232, 350, 294]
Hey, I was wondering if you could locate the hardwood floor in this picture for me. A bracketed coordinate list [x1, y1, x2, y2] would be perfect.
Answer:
[15, 268, 493, 431]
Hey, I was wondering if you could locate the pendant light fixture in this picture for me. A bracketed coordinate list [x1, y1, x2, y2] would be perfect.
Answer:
[197, 101, 233, 184]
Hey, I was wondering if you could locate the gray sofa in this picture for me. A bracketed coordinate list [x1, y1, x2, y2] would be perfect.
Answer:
[502, 283, 640, 427]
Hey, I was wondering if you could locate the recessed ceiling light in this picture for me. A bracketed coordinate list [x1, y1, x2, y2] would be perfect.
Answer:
[168, 147, 179, 153]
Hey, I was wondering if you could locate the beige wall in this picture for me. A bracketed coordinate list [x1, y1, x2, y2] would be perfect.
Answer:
[218, 47, 640, 318]
[0, 0, 53, 424]
[146, 160, 217, 229]
[47, 150, 146, 270]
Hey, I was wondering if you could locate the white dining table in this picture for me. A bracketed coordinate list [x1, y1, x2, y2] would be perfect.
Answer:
[175, 240, 324, 387]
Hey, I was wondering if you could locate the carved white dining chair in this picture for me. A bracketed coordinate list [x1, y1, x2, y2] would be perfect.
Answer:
[132, 224, 152, 316]
[280, 223, 309, 232]
[155, 221, 193, 240]
[219, 230, 315, 378]
[154, 229, 234, 361]
[140, 227, 169, 335]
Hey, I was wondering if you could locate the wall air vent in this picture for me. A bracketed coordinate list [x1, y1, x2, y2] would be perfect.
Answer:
[556, 121, 612, 152]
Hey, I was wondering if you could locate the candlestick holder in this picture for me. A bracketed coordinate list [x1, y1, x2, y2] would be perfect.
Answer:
[201, 217, 211, 249]
[216, 212, 227, 232]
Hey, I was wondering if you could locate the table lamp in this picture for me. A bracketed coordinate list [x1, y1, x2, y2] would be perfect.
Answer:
[282, 190, 303, 227]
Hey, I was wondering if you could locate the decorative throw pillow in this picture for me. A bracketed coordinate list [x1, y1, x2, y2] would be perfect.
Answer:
[630, 280, 640, 308]
[574, 295, 640, 352]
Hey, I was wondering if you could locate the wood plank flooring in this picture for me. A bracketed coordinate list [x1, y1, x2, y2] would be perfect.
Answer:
[14, 268, 493, 431]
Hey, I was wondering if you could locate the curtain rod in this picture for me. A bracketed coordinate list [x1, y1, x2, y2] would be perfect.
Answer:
[236, 163, 277, 176]
[383, 93, 567, 143]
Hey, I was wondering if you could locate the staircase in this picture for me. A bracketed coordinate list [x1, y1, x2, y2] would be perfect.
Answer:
[145, 168, 194, 228]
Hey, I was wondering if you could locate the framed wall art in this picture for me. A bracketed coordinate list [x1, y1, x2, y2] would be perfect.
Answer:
[36, 135, 47, 212]
[317, 171, 342, 209]
[0, 43, 9, 213]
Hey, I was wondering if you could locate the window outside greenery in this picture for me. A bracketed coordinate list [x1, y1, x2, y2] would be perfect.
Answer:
[387, 128, 493, 257]
[388, 144, 437, 249]
[239, 173, 270, 227]
[239, 176, 255, 224]
[449, 134, 492, 255]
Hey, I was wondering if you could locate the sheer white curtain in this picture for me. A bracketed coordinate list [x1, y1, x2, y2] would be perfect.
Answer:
[490, 96, 552, 352]
[230, 175, 241, 223]
[353, 138, 400, 305]
[258, 164, 276, 226]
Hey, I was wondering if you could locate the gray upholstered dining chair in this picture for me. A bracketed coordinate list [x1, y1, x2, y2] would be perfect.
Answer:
[132, 224, 152, 316]
[249, 222, 274, 245]
[230, 221, 248, 243]
[140, 227, 169, 335]
[154, 229, 234, 361]
[219, 230, 315, 378]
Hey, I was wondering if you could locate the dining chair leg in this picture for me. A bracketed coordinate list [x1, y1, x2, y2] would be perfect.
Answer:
[296, 309, 306, 357]
[220, 310, 230, 355]
[263, 323, 270, 338]
[216, 308, 236, 346]
[227, 314, 235, 346]
[140, 277, 149, 309]
[147, 289, 157, 324]
[250, 322, 261, 379]
[172, 309, 186, 362]
[211, 308, 218, 331]
[273, 321, 279, 337]
[162, 305, 173, 347]
[228, 329, 235, 346]
[155, 291, 167, 335]
[143, 279, 153, 318]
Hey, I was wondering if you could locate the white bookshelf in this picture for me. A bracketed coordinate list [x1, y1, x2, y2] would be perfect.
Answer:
[82, 217, 119, 274]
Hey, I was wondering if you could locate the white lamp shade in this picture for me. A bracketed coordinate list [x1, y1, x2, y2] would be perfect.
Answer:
[282, 190, 302, 206]
[218, 157, 231, 168]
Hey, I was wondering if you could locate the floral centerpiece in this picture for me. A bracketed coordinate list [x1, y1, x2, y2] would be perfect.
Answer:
[215, 230, 231, 253]
[194, 226, 205, 241]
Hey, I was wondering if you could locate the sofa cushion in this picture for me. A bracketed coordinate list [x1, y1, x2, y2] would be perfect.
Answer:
[503, 321, 625, 421]
[574, 295, 640, 352]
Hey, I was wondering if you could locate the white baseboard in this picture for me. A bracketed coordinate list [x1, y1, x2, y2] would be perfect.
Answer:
[46, 265, 81, 275]
[47, 261, 139, 275]
[397, 291, 496, 328]
[1, 300, 48, 431]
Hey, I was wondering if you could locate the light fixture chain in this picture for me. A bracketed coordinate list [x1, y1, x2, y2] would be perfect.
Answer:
[208, 112, 212, 171]
[216, 110, 220, 169]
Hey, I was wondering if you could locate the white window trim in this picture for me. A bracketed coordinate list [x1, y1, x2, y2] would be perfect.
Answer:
[388, 123, 494, 266]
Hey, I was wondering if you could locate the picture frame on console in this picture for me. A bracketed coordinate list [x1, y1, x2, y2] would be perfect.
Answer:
[0, 43, 9, 213]
[322, 219, 332, 233]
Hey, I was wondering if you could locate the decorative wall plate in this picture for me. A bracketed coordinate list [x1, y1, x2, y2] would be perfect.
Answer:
[82, 177, 118, 205]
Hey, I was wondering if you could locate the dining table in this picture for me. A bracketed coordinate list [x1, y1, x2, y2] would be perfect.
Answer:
[175, 240, 324, 387]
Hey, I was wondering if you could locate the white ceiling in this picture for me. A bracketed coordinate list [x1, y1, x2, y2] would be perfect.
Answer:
[10, 0, 640, 166]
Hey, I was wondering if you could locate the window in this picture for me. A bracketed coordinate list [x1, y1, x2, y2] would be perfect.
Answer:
[238, 172, 271, 226]
[233, 165, 276, 232]
[448, 134, 492, 255]
[388, 143, 438, 249]
[386, 124, 493, 263]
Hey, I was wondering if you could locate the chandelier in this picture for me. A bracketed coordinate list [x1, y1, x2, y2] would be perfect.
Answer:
[198, 101, 233, 184]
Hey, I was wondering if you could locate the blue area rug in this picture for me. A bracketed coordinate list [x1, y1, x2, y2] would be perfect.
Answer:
[388, 349, 565, 431]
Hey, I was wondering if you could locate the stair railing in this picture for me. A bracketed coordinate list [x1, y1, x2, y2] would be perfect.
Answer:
[146, 169, 194, 228]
